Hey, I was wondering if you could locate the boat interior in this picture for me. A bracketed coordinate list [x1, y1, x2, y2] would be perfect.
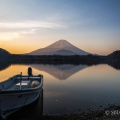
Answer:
[0, 75, 42, 90]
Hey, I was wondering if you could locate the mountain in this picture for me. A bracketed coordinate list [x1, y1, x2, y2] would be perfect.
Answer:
[107, 50, 120, 58]
[29, 39, 90, 55]
[107, 50, 120, 69]
[0, 48, 10, 60]
[53, 49, 76, 55]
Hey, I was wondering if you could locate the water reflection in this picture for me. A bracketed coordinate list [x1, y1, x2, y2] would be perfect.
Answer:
[0, 60, 11, 71]
[31, 64, 87, 80]
[0, 63, 120, 116]
[108, 62, 120, 70]
[43, 64, 120, 115]
[0, 60, 120, 72]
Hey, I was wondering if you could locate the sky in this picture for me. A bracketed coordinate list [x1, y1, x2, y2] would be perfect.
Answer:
[0, 0, 120, 55]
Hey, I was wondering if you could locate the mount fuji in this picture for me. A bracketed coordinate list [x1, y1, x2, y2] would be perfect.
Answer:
[29, 40, 90, 55]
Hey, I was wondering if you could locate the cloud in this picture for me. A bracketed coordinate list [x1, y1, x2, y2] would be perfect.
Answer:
[0, 21, 66, 29]
[0, 20, 67, 40]
[0, 32, 20, 40]
[0, 29, 37, 40]
[19, 29, 36, 34]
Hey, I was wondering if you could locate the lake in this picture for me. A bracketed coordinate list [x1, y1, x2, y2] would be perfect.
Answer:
[0, 63, 120, 117]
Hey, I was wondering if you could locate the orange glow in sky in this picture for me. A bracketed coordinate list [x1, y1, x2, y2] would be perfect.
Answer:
[0, 0, 120, 55]
[0, 39, 119, 55]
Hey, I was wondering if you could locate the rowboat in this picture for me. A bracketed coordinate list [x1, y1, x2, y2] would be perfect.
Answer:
[0, 74, 43, 119]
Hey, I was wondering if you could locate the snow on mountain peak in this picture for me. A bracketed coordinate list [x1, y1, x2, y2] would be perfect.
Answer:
[46, 39, 71, 49]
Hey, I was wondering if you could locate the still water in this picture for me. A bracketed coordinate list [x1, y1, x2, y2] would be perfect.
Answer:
[0, 64, 120, 116]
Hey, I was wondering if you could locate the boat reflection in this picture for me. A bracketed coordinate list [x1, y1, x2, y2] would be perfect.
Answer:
[6, 89, 43, 120]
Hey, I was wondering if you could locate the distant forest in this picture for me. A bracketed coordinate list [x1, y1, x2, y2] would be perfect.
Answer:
[0, 48, 120, 70]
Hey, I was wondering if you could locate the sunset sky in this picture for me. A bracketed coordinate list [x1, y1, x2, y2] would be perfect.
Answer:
[0, 0, 120, 55]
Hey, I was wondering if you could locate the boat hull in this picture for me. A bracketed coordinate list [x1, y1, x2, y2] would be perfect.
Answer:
[0, 75, 43, 119]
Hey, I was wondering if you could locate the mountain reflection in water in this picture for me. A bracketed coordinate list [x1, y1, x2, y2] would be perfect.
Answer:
[31, 64, 87, 80]
[0, 60, 11, 71]
[0, 60, 120, 74]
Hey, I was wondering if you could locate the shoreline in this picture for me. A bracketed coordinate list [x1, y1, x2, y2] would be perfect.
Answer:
[8, 105, 120, 120]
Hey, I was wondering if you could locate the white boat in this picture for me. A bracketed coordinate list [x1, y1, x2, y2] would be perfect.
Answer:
[0, 74, 43, 119]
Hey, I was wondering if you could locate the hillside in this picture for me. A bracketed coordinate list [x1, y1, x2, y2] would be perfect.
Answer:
[108, 50, 120, 58]
[0, 48, 10, 60]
